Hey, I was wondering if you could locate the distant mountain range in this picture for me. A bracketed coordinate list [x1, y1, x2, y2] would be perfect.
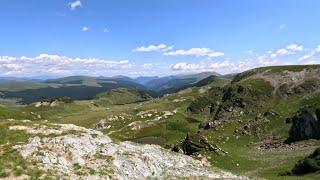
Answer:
[133, 72, 222, 95]
[0, 71, 234, 104]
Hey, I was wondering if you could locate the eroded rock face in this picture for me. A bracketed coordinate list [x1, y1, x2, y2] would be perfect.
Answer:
[11, 123, 244, 179]
[286, 109, 320, 143]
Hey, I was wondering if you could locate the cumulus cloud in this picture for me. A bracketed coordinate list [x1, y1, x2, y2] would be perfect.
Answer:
[170, 44, 311, 74]
[171, 61, 253, 74]
[286, 44, 303, 51]
[103, 28, 109, 33]
[171, 62, 199, 71]
[133, 44, 173, 52]
[1, 43, 318, 78]
[0, 54, 134, 77]
[164, 48, 224, 58]
[68, 0, 82, 10]
[298, 45, 320, 62]
[269, 44, 303, 58]
[82, 26, 89, 32]
[171, 59, 294, 74]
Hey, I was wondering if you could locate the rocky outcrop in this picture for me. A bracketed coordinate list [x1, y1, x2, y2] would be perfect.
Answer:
[34, 97, 71, 107]
[11, 122, 243, 179]
[316, 108, 320, 122]
[285, 109, 320, 143]
[291, 147, 320, 175]
[182, 132, 226, 155]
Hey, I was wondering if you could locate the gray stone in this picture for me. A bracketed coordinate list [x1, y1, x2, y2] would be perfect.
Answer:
[11, 123, 245, 179]
[286, 109, 320, 143]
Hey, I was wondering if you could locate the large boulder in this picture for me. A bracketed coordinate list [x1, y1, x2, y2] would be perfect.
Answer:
[181, 132, 224, 155]
[11, 122, 241, 179]
[291, 147, 320, 175]
[316, 108, 320, 122]
[285, 109, 320, 143]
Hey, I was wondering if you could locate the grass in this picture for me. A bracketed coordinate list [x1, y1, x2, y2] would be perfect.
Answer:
[15, 76, 319, 179]
[0, 81, 54, 91]
[94, 88, 151, 106]
[233, 64, 320, 83]
[0, 66, 320, 179]
[0, 121, 45, 179]
[0, 107, 37, 120]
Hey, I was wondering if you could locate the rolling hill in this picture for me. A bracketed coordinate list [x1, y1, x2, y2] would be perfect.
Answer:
[0, 76, 151, 104]
[0, 72, 223, 105]
[142, 72, 221, 95]
[183, 64, 320, 178]
[1, 65, 320, 179]
[93, 88, 153, 106]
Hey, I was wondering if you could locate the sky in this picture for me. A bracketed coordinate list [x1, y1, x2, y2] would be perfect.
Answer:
[1, 0, 320, 78]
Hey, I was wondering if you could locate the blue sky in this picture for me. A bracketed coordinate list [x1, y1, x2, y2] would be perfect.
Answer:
[1, 0, 320, 78]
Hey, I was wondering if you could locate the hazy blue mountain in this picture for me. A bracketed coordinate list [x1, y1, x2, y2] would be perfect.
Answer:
[134, 76, 159, 86]
[143, 72, 221, 95]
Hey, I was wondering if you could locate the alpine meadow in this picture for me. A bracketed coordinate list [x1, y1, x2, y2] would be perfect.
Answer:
[1, 1, 320, 179]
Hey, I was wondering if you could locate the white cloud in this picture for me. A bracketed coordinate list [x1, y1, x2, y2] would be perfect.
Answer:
[164, 48, 224, 58]
[171, 58, 294, 74]
[269, 44, 303, 58]
[103, 28, 109, 33]
[173, 59, 257, 73]
[171, 62, 202, 72]
[133, 44, 173, 52]
[1, 43, 318, 78]
[129, 71, 157, 76]
[2, 63, 23, 71]
[0, 54, 134, 77]
[171, 60, 256, 74]
[279, 24, 286, 30]
[82, 26, 89, 32]
[142, 63, 158, 69]
[170, 44, 312, 74]
[68, 0, 82, 10]
[299, 45, 320, 62]
[286, 44, 303, 51]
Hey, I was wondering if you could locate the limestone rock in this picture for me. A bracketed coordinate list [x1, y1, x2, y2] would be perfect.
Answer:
[11, 122, 243, 179]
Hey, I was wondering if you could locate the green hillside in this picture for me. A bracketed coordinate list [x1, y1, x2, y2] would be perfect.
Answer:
[93, 88, 152, 106]
[1, 65, 320, 179]
[145, 72, 221, 95]
[0, 76, 150, 104]
[183, 65, 320, 178]
[0, 81, 57, 91]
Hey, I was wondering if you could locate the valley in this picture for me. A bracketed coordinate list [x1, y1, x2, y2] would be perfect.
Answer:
[0, 65, 320, 179]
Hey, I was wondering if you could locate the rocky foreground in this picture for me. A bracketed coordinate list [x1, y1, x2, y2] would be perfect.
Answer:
[9, 121, 244, 179]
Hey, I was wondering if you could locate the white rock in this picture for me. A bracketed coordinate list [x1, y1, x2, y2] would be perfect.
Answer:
[12, 123, 245, 179]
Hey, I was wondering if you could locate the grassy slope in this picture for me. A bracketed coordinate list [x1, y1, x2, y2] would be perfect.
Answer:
[0, 76, 151, 104]
[13, 70, 319, 178]
[146, 72, 221, 95]
[0, 82, 58, 91]
[1, 65, 320, 179]
[199, 91, 320, 179]
[93, 88, 152, 106]
[193, 65, 320, 179]
[233, 64, 320, 83]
